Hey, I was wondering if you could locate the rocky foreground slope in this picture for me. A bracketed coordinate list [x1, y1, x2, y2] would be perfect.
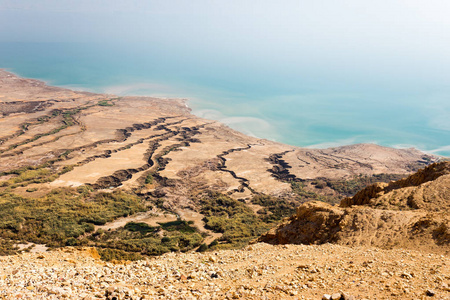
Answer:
[1, 243, 449, 299]
[258, 162, 450, 255]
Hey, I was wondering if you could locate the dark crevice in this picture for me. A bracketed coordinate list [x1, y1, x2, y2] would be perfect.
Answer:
[267, 150, 302, 182]
[70, 117, 181, 167]
[216, 144, 257, 194]
[91, 121, 206, 190]
[319, 150, 374, 170]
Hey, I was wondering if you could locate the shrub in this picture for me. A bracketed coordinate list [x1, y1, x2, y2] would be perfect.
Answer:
[98, 100, 114, 107]
[145, 173, 154, 184]
[97, 248, 143, 261]
[199, 191, 271, 249]
[159, 220, 198, 233]
[196, 243, 208, 252]
[323, 173, 405, 197]
[124, 222, 156, 234]
[251, 194, 297, 222]
[0, 189, 146, 247]
[0, 239, 19, 255]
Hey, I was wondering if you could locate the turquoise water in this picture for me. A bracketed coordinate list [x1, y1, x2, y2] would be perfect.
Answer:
[1, 41, 449, 157]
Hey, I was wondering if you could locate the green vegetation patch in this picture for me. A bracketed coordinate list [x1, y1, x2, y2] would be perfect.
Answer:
[0, 161, 76, 189]
[291, 182, 329, 202]
[251, 194, 298, 223]
[124, 222, 156, 234]
[159, 220, 197, 233]
[97, 248, 143, 261]
[0, 168, 56, 187]
[145, 173, 154, 184]
[320, 173, 405, 197]
[91, 219, 203, 258]
[98, 100, 114, 107]
[0, 188, 145, 247]
[199, 191, 272, 250]
[61, 108, 81, 126]
[0, 239, 20, 256]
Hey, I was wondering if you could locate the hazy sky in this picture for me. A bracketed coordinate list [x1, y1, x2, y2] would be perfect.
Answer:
[2, 1, 450, 89]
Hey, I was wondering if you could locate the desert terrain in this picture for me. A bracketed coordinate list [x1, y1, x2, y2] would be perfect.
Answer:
[0, 70, 448, 299]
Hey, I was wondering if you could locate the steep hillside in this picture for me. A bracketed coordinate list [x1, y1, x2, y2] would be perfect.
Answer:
[258, 162, 450, 255]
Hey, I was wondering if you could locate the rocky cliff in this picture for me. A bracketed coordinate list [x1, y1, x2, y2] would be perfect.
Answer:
[258, 162, 450, 255]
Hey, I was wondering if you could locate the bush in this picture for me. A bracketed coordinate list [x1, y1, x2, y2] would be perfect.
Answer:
[1, 168, 54, 187]
[323, 173, 405, 197]
[124, 222, 156, 234]
[89, 218, 203, 257]
[159, 220, 198, 233]
[0, 188, 146, 247]
[196, 243, 208, 252]
[98, 100, 114, 107]
[97, 248, 143, 261]
[199, 191, 271, 249]
[145, 173, 154, 184]
[251, 194, 297, 222]
[0, 239, 19, 255]
[208, 239, 218, 247]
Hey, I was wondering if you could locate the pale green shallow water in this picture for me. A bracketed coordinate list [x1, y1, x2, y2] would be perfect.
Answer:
[1, 41, 449, 157]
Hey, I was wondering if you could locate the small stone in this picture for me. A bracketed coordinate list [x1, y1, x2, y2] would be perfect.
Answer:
[401, 272, 413, 279]
[426, 289, 436, 296]
[322, 294, 332, 300]
[331, 293, 342, 300]
[342, 293, 355, 300]
[105, 286, 115, 296]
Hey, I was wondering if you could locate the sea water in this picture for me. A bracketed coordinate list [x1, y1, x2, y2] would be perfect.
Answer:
[0, 41, 449, 157]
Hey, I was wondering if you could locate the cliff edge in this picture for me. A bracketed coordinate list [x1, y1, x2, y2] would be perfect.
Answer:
[258, 162, 450, 255]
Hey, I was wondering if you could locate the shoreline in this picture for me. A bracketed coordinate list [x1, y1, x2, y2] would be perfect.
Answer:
[1, 68, 447, 158]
